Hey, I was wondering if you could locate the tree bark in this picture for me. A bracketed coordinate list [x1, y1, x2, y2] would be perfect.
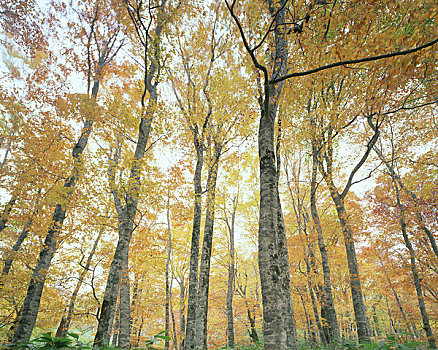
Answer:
[165, 188, 172, 350]
[178, 278, 186, 350]
[184, 130, 204, 350]
[194, 143, 221, 350]
[256, 1, 296, 348]
[328, 191, 370, 342]
[112, 301, 120, 347]
[1, 190, 41, 281]
[310, 147, 340, 342]
[118, 266, 131, 349]
[225, 194, 237, 349]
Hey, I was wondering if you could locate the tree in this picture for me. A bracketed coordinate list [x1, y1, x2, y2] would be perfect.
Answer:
[10, 0, 124, 343]
[226, 0, 437, 344]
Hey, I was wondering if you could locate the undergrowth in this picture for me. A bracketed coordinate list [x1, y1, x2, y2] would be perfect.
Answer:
[5, 332, 429, 350]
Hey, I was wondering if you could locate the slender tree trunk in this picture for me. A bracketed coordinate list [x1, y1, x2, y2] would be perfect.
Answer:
[11, 78, 101, 345]
[314, 121, 370, 341]
[118, 267, 131, 349]
[2, 217, 32, 278]
[134, 316, 144, 348]
[392, 180, 436, 348]
[112, 301, 120, 347]
[374, 147, 436, 347]
[328, 191, 370, 342]
[245, 301, 259, 343]
[305, 258, 324, 344]
[165, 188, 172, 350]
[373, 146, 438, 260]
[194, 144, 221, 350]
[310, 147, 340, 342]
[397, 178, 438, 259]
[385, 296, 396, 334]
[382, 266, 413, 337]
[179, 278, 186, 350]
[225, 194, 237, 349]
[170, 294, 178, 350]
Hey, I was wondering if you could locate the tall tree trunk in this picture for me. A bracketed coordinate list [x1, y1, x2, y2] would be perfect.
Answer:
[11, 78, 101, 345]
[227, 0, 296, 347]
[112, 301, 120, 347]
[57, 223, 105, 336]
[313, 117, 372, 342]
[328, 191, 370, 342]
[304, 254, 325, 345]
[94, 6, 164, 345]
[392, 178, 436, 348]
[194, 144, 221, 350]
[310, 147, 340, 342]
[257, 1, 296, 347]
[165, 188, 172, 350]
[118, 267, 131, 349]
[2, 217, 33, 278]
[385, 296, 396, 334]
[184, 132, 204, 350]
[179, 278, 186, 350]
[374, 146, 436, 347]
[170, 294, 178, 350]
[225, 193, 237, 349]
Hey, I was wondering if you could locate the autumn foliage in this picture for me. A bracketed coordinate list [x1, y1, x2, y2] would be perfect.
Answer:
[0, 0, 437, 349]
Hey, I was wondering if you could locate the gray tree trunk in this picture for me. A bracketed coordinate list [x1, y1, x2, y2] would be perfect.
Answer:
[94, 4, 165, 346]
[94, 88, 157, 348]
[178, 278, 186, 350]
[165, 189, 172, 350]
[112, 301, 120, 347]
[184, 131, 204, 350]
[118, 267, 131, 349]
[310, 148, 340, 342]
[194, 143, 221, 350]
[312, 115, 377, 342]
[225, 194, 237, 348]
[256, 1, 296, 348]
[392, 176, 436, 348]
[329, 192, 370, 342]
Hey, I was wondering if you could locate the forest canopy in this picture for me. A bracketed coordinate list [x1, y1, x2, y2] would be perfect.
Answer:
[0, 0, 437, 349]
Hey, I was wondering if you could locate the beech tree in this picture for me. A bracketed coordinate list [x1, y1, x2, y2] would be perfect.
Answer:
[1, 0, 438, 349]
